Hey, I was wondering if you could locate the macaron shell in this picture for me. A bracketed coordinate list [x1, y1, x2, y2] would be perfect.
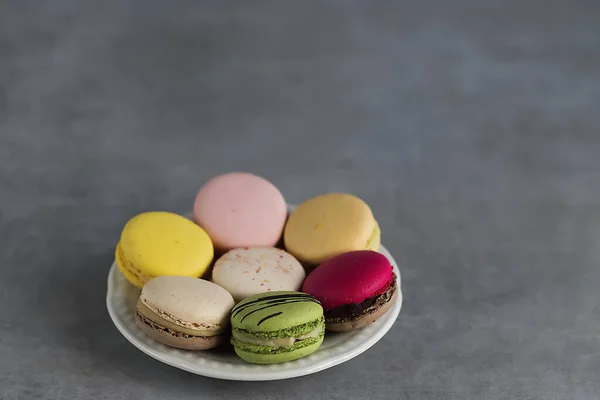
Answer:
[326, 288, 398, 332]
[231, 291, 323, 333]
[115, 243, 145, 287]
[302, 250, 394, 310]
[141, 276, 234, 329]
[137, 300, 217, 336]
[135, 314, 224, 350]
[283, 193, 378, 264]
[212, 248, 305, 302]
[119, 212, 214, 280]
[365, 221, 381, 251]
[193, 173, 287, 250]
[233, 337, 324, 364]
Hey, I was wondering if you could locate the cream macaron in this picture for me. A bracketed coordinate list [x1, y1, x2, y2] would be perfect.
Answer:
[135, 276, 235, 350]
[212, 247, 305, 302]
[283, 193, 380, 265]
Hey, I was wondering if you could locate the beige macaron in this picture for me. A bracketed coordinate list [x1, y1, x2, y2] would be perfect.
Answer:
[135, 276, 234, 350]
[212, 247, 306, 302]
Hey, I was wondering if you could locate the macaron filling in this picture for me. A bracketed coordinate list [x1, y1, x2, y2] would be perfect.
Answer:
[365, 221, 381, 251]
[136, 300, 222, 337]
[116, 242, 153, 284]
[136, 312, 219, 340]
[232, 323, 323, 347]
[230, 317, 325, 354]
[231, 315, 324, 338]
[324, 274, 397, 321]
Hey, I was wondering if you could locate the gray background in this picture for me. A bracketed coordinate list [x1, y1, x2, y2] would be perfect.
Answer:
[1, 0, 599, 399]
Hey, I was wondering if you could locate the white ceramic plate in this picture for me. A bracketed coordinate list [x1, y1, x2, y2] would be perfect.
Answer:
[106, 221, 402, 381]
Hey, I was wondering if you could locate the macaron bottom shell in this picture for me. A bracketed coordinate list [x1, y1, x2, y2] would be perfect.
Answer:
[115, 242, 149, 288]
[135, 313, 224, 350]
[232, 336, 324, 364]
[135, 301, 226, 351]
[325, 276, 398, 332]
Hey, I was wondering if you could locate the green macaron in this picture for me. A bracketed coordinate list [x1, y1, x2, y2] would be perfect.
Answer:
[230, 291, 325, 364]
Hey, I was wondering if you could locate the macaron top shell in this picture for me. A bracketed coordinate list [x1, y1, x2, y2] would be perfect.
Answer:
[212, 247, 305, 302]
[230, 291, 323, 333]
[118, 212, 214, 279]
[193, 173, 287, 250]
[283, 193, 378, 264]
[141, 276, 234, 329]
[302, 250, 394, 310]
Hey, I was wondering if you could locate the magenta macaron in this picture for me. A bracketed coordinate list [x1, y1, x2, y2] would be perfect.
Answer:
[193, 172, 288, 251]
[302, 250, 398, 331]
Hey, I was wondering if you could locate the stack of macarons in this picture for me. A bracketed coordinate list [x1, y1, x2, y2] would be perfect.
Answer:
[115, 172, 399, 364]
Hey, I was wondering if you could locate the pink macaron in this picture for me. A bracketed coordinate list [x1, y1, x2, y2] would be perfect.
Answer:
[302, 250, 398, 331]
[193, 173, 288, 251]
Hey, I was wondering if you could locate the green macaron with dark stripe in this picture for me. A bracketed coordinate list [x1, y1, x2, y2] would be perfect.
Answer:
[230, 291, 325, 364]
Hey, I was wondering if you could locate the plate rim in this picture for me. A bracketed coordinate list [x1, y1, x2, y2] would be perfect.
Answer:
[106, 219, 402, 381]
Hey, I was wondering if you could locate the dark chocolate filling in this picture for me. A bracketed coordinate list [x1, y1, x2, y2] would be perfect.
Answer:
[325, 274, 397, 321]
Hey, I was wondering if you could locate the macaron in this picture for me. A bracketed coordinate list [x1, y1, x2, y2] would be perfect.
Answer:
[212, 247, 305, 302]
[230, 291, 325, 364]
[283, 193, 380, 265]
[136, 276, 235, 350]
[302, 250, 397, 331]
[193, 172, 287, 251]
[115, 211, 214, 288]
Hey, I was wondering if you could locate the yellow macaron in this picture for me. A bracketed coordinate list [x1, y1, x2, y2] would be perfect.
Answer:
[115, 212, 214, 287]
[283, 193, 380, 265]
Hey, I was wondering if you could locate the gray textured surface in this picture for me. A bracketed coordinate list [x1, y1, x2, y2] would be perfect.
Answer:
[1, 0, 600, 399]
